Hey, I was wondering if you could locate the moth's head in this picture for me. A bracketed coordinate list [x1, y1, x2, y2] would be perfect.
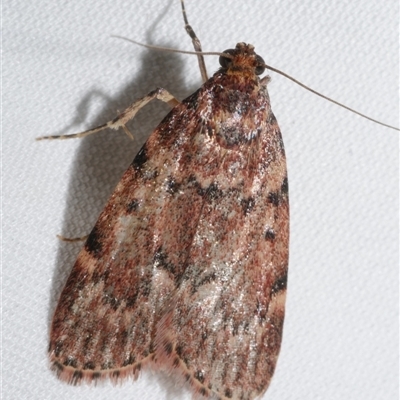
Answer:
[219, 43, 266, 77]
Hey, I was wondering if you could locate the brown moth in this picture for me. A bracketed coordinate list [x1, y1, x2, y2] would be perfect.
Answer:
[42, 1, 397, 400]
[48, 40, 288, 400]
[46, 3, 288, 399]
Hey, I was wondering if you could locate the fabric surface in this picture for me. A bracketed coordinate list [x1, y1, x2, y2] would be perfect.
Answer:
[3, 0, 398, 399]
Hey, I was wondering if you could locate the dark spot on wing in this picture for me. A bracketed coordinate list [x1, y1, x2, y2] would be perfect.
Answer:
[225, 388, 233, 398]
[53, 341, 62, 357]
[281, 176, 289, 194]
[267, 191, 280, 207]
[164, 341, 173, 355]
[191, 271, 217, 294]
[195, 370, 205, 383]
[165, 175, 180, 194]
[206, 182, 223, 201]
[153, 247, 179, 282]
[64, 357, 77, 368]
[131, 144, 148, 170]
[241, 196, 255, 215]
[176, 344, 183, 357]
[126, 199, 139, 213]
[264, 228, 276, 241]
[194, 181, 223, 201]
[271, 272, 287, 295]
[278, 134, 285, 154]
[206, 125, 214, 138]
[148, 342, 155, 354]
[267, 178, 288, 206]
[102, 286, 120, 311]
[85, 225, 103, 257]
[125, 293, 139, 308]
[83, 361, 95, 370]
[232, 321, 240, 336]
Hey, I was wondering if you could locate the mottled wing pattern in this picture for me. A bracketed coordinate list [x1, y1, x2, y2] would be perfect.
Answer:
[155, 66, 289, 399]
[50, 43, 289, 400]
[49, 86, 221, 383]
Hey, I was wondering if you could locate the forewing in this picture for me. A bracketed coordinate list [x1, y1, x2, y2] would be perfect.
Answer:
[49, 91, 215, 383]
[156, 79, 289, 400]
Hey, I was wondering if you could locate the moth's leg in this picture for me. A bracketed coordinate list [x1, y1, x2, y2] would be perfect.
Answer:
[37, 88, 180, 140]
[57, 234, 89, 243]
[180, 0, 208, 82]
[260, 75, 272, 86]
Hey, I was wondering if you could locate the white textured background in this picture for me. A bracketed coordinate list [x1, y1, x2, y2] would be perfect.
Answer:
[3, 0, 399, 399]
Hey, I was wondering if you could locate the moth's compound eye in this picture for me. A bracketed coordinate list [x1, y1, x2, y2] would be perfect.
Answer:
[219, 49, 235, 69]
[255, 55, 266, 75]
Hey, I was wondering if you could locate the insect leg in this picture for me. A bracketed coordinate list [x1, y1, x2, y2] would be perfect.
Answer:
[37, 88, 180, 140]
[56, 234, 89, 243]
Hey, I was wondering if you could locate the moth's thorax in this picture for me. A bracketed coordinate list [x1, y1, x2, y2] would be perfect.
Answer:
[190, 62, 271, 151]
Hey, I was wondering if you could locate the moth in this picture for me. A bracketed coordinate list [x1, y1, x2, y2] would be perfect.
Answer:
[48, 47, 287, 400]
[41, 1, 397, 400]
